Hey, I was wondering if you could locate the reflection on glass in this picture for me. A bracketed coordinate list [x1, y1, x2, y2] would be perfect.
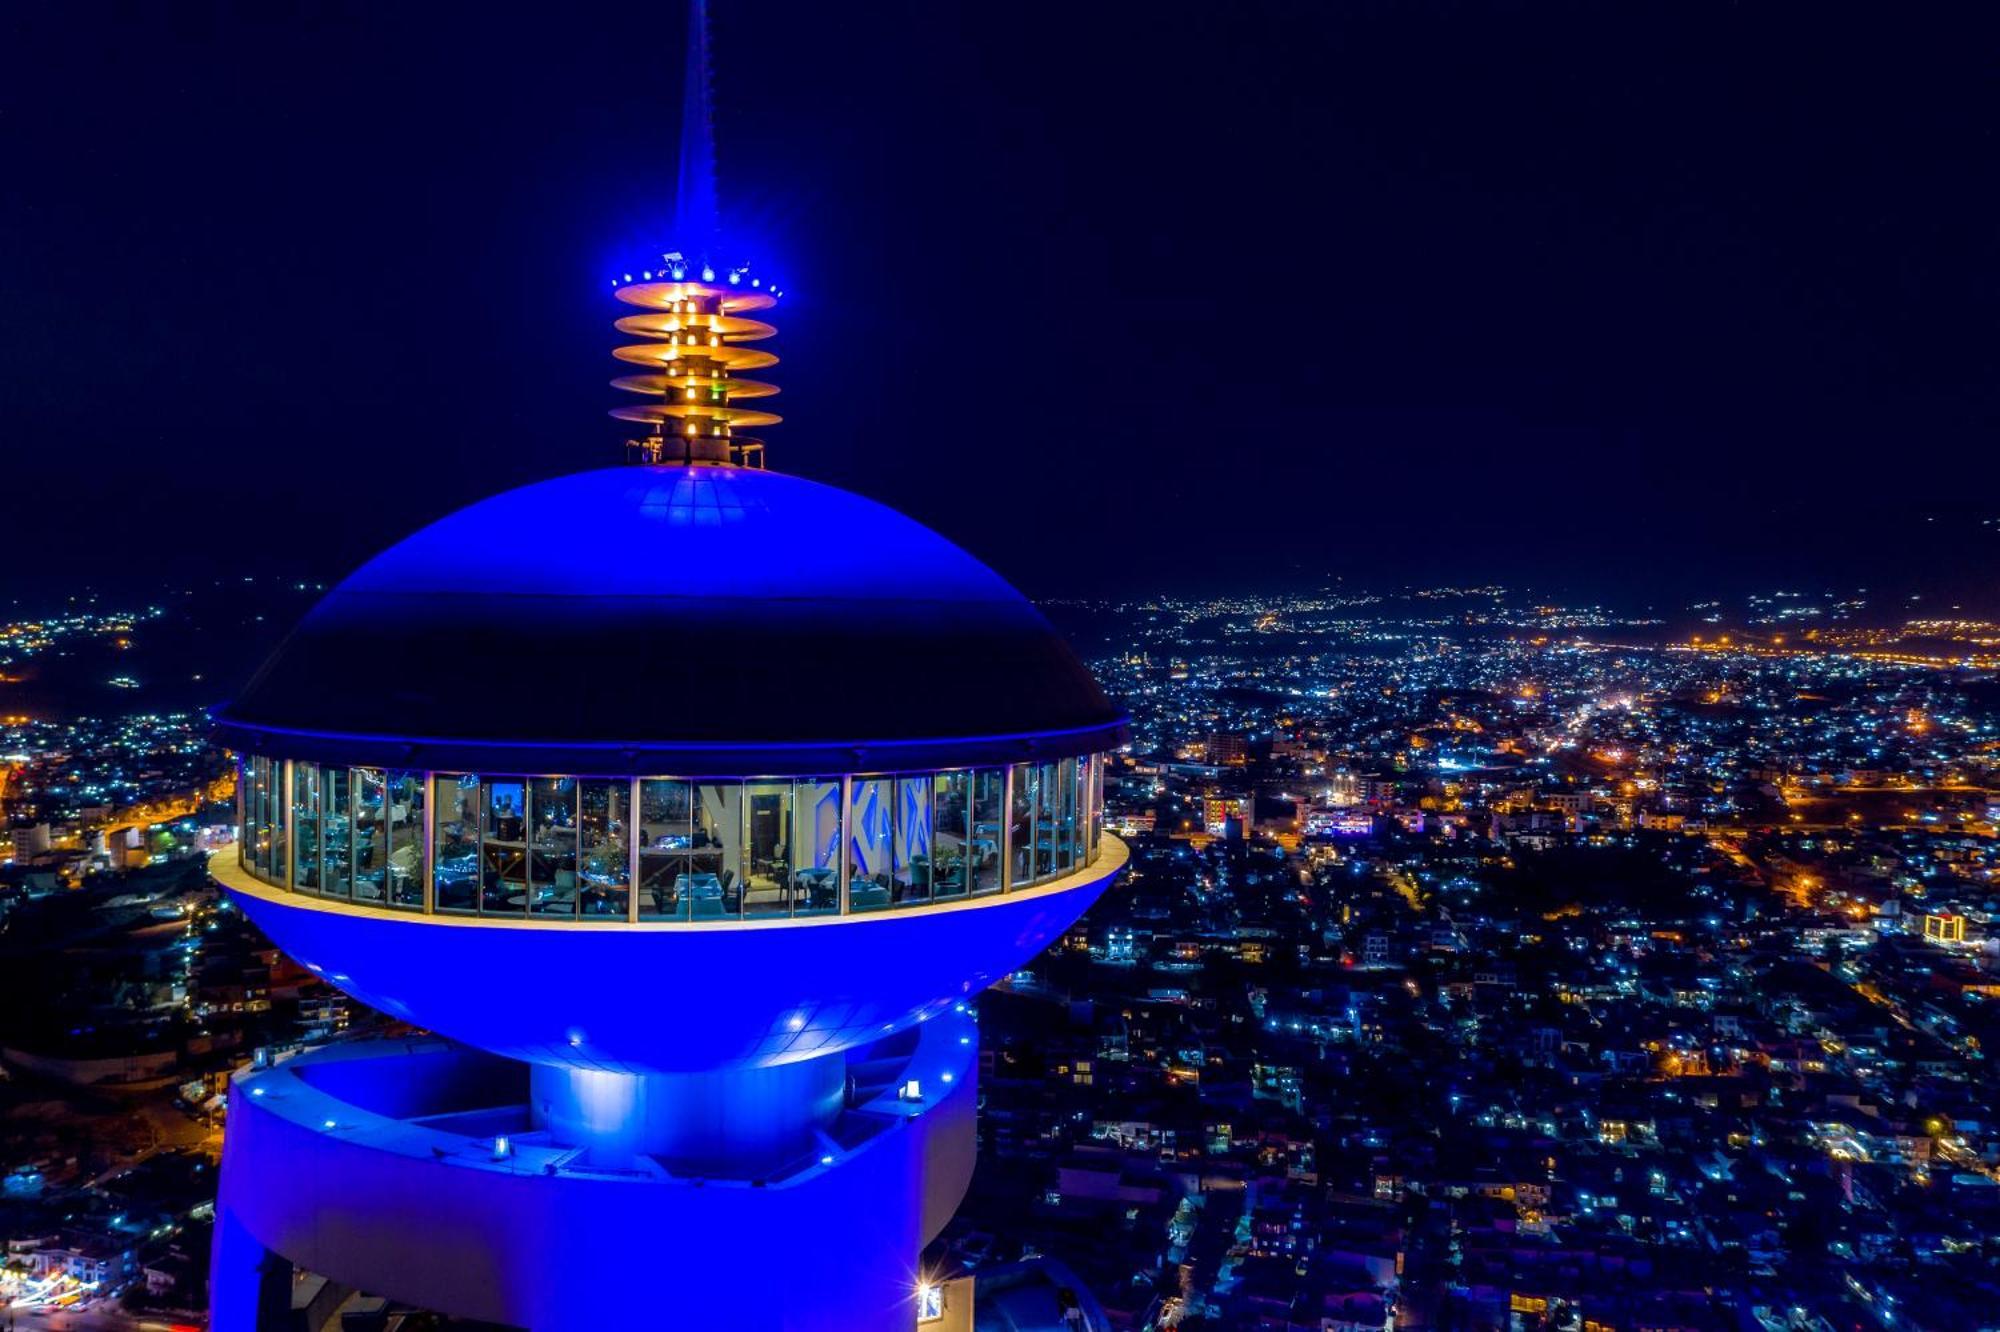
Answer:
[848, 777, 893, 912]
[244, 756, 281, 881]
[434, 774, 480, 913]
[579, 779, 629, 918]
[1051, 756, 1078, 878]
[237, 757, 253, 874]
[1008, 763, 1037, 888]
[793, 778, 842, 915]
[931, 770, 969, 900]
[693, 783, 742, 919]
[482, 778, 527, 914]
[971, 768, 1004, 895]
[895, 776, 932, 906]
[321, 766, 352, 899]
[638, 779, 693, 920]
[351, 768, 385, 903]
[1087, 756, 1104, 863]
[530, 777, 578, 917]
[267, 758, 288, 883]
[743, 781, 794, 918]
[292, 761, 321, 893]
[387, 771, 425, 908]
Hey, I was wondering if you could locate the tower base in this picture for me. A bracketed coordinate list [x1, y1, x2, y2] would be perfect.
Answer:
[210, 1016, 978, 1331]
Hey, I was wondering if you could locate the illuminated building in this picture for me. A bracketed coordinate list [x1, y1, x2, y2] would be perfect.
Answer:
[205, 6, 1127, 1327]
[1924, 912, 1967, 944]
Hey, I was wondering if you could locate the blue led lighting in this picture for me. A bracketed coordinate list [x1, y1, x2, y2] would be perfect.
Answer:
[217, 715, 1124, 757]
[223, 850, 1124, 1075]
[336, 467, 1016, 605]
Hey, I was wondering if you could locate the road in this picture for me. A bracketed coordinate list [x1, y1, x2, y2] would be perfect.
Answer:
[5, 1305, 202, 1331]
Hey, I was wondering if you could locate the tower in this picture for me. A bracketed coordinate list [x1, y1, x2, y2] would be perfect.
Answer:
[206, 6, 1126, 1329]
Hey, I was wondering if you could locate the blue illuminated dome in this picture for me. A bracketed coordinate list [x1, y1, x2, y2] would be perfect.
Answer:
[212, 461, 1130, 1077]
[218, 464, 1122, 774]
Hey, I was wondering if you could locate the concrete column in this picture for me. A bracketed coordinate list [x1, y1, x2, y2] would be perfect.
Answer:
[208, 1200, 290, 1332]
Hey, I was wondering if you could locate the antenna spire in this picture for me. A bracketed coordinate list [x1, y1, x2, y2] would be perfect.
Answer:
[674, 0, 721, 258]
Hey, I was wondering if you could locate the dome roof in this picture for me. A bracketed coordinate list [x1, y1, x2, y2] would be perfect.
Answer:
[216, 466, 1124, 774]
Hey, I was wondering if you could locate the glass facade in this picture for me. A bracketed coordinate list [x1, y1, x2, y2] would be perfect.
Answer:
[238, 754, 1112, 923]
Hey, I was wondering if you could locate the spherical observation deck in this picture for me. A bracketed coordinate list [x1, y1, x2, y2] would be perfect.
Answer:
[212, 464, 1129, 1075]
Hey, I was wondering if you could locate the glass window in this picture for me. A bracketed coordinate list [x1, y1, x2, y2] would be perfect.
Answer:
[293, 761, 321, 893]
[246, 755, 263, 877]
[240, 757, 266, 879]
[321, 766, 352, 899]
[232, 760, 1105, 916]
[434, 775, 480, 914]
[1096, 756, 1112, 860]
[792, 777, 842, 916]
[266, 759, 288, 884]
[1009, 762, 1038, 888]
[743, 780, 795, 918]
[245, 755, 282, 883]
[638, 779, 693, 921]
[530, 777, 578, 918]
[1052, 756, 1079, 878]
[579, 779, 630, 919]
[1038, 759, 1067, 881]
[971, 769, 1004, 895]
[847, 777, 893, 912]
[931, 770, 969, 900]
[693, 783, 743, 919]
[351, 768, 386, 903]
[895, 776, 933, 907]
[387, 771, 425, 908]
[481, 778, 527, 914]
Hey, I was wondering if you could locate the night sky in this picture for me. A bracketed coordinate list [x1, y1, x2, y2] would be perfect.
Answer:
[4, 2, 1996, 609]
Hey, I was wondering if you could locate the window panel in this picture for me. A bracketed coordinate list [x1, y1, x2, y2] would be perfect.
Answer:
[387, 771, 425, 908]
[236, 756, 249, 874]
[579, 779, 630, 919]
[1008, 762, 1038, 888]
[266, 759, 288, 883]
[321, 766, 352, 899]
[434, 775, 480, 914]
[1053, 756, 1079, 877]
[931, 770, 969, 900]
[481, 778, 527, 914]
[292, 761, 321, 892]
[847, 777, 893, 912]
[894, 776, 933, 907]
[970, 769, 1004, 895]
[743, 780, 794, 918]
[1035, 760, 1063, 884]
[637, 779, 693, 921]
[240, 756, 264, 878]
[693, 783, 743, 919]
[792, 778, 842, 916]
[351, 768, 386, 904]
[244, 756, 278, 883]
[530, 777, 578, 918]
[1087, 755, 1104, 863]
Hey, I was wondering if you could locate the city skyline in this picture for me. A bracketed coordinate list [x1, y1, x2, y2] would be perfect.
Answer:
[5, 3, 1996, 604]
[2, 4, 1999, 1329]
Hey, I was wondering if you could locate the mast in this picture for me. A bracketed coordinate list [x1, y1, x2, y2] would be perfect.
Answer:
[609, 0, 784, 468]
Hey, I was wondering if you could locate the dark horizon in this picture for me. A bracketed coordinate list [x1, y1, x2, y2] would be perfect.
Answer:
[4, 2, 1996, 608]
